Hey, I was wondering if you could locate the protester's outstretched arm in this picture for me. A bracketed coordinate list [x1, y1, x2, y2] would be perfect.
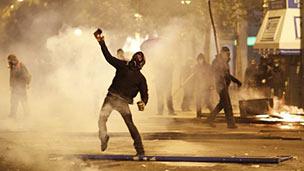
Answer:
[94, 29, 125, 68]
[98, 40, 126, 68]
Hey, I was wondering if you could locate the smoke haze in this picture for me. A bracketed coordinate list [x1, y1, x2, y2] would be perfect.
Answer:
[0, 0, 262, 169]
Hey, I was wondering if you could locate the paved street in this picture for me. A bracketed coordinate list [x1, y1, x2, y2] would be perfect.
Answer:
[0, 112, 303, 171]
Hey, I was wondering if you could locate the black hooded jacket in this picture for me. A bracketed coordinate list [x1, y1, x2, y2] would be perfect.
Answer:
[99, 40, 148, 104]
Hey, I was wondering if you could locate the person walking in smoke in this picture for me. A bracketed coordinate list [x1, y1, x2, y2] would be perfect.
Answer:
[256, 56, 272, 97]
[94, 29, 148, 156]
[207, 47, 242, 129]
[194, 53, 214, 118]
[180, 58, 195, 112]
[244, 59, 258, 89]
[7, 54, 31, 118]
[155, 61, 176, 115]
[140, 37, 175, 115]
[270, 61, 286, 98]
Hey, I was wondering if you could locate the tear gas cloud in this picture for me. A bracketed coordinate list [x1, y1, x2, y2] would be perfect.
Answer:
[0, 0, 268, 133]
[0, 1, 264, 169]
[0, 15, 210, 133]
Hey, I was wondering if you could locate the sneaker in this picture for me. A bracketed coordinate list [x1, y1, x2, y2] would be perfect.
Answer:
[135, 151, 145, 157]
[101, 135, 109, 151]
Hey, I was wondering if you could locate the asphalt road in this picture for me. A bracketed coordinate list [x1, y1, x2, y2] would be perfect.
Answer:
[0, 113, 303, 171]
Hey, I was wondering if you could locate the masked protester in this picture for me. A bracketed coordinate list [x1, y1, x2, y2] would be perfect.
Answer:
[7, 54, 31, 118]
[94, 29, 148, 156]
[207, 47, 242, 129]
[194, 53, 214, 118]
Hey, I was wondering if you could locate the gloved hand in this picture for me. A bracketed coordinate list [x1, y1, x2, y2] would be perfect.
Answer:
[137, 101, 145, 111]
[94, 28, 104, 42]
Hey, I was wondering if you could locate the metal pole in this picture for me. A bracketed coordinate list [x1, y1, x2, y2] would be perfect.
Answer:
[173, 0, 218, 96]
[54, 154, 293, 164]
[300, 1, 304, 107]
[208, 0, 219, 54]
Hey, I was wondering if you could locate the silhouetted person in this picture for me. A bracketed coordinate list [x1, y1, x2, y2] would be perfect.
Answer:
[155, 62, 175, 115]
[181, 58, 195, 111]
[270, 62, 285, 98]
[256, 56, 272, 97]
[140, 37, 175, 115]
[94, 29, 148, 156]
[194, 53, 213, 118]
[244, 59, 258, 88]
[7, 54, 31, 118]
[207, 47, 242, 129]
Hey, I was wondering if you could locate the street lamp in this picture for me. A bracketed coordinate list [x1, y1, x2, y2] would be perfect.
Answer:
[74, 28, 82, 36]
[181, 0, 191, 5]
[262, 0, 269, 16]
[134, 13, 143, 21]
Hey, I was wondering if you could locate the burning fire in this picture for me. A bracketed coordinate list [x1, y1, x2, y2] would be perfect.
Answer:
[259, 111, 304, 123]
[256, 97, 304, 125]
